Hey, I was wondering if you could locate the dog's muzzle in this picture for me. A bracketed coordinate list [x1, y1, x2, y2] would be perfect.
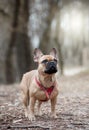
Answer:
[44, 61, 57, 74]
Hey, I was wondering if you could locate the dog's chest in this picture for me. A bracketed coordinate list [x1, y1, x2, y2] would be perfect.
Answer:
[35, 89, 47, 101]
[34, 87, 58, 101]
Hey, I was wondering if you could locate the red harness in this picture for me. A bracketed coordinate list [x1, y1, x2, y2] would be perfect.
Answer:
[35, 77, 55, 101]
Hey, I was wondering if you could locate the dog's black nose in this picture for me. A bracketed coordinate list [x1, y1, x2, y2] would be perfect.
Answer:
[44, 61, 57, 74]
[48, 61, 56, 68]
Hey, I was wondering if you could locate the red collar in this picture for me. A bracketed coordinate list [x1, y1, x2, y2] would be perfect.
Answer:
[35, 77, 55, 101]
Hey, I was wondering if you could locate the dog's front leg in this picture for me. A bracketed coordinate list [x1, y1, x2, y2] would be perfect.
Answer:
[51, 97, 57, 118]
[28, 97, 36, 121]
[37, 101, 42, 116]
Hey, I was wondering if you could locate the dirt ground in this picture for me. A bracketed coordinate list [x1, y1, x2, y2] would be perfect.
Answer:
[0, 73, 89, 130]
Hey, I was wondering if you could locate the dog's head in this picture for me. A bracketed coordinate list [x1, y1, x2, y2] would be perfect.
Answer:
[34, 48, 58, 75]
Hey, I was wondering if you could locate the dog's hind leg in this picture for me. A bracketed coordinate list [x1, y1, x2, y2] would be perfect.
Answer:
[21, 89, 29, 117]
[23, 92, 29, 117]
[20, 75, 30, 118]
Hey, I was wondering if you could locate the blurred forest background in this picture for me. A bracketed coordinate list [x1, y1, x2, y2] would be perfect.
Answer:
[0, 0, 89, 84]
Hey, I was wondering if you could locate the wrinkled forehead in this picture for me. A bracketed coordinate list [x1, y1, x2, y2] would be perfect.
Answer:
[39, 55, 54, 62]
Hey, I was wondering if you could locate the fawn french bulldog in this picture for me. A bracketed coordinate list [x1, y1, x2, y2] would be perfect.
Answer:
[20, 48, 59, 121]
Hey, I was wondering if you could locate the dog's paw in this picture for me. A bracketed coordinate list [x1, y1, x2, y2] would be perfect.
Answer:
[39, 111, 42, 116]
[36, 111, 42, 116]
[25, 111, 28, 117]
[51, 113, 58, 119]
[28, 115, 36, 121]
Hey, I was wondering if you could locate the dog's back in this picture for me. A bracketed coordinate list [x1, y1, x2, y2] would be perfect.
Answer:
[20, 70, 37, 88]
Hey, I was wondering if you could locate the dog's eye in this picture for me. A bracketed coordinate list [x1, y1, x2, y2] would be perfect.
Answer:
[41, 59, 48, 64]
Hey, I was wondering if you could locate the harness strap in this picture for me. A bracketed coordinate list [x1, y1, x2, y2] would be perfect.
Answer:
[35, 77, 55, 101]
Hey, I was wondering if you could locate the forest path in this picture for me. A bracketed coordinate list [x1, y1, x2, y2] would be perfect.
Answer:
[0, 73, 89, 130]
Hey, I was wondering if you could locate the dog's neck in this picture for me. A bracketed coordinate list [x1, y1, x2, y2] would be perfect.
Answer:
[37, 72, 56, 88]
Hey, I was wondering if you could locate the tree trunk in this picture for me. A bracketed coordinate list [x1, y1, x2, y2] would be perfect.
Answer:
[39, 1, 59, 53]
[5, 0, 20, 84]
[55, 38, 64, 75]
[15, 0, 32, 80]
[5, 0, 31, 83]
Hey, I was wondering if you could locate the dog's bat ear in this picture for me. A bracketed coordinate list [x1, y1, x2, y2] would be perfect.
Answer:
[50, 48, 57, 59]
[34, 48, 43, 62]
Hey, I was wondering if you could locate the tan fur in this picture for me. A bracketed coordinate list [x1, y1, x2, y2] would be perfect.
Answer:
[20, 49, 59, 121]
